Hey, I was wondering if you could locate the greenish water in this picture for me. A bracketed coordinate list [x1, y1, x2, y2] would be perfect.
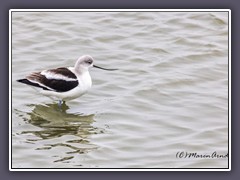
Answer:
[11, 11, 229, 169]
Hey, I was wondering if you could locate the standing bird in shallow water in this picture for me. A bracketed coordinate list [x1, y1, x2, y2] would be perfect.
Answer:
[17, 55, 118, 107]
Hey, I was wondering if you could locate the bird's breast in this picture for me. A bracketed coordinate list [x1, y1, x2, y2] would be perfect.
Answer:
[77, 72, 92, 92]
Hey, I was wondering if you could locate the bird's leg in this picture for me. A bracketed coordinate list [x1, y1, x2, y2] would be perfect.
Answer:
[58, 100, 63, 109]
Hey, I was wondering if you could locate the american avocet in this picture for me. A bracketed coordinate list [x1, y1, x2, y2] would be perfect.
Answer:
[17, 55, 118, 107]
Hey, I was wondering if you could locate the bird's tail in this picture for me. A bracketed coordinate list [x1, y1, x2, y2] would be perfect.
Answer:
[17, 78, 49, 90]
[17, 79, 28, 83]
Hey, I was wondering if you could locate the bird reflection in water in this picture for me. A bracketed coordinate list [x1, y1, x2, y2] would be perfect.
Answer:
[21, 102, 104, 163]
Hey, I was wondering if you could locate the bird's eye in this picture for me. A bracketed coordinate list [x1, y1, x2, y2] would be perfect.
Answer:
[86, 60, 92, 64]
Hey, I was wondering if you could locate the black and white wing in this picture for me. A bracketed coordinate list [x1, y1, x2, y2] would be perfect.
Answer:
[17, 67, 79, 92]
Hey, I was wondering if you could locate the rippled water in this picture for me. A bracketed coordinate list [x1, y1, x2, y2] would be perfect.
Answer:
[11, 10, 229, 169]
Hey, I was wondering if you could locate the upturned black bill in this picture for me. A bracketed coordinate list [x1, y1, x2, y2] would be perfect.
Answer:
[93, 65, 118, 71]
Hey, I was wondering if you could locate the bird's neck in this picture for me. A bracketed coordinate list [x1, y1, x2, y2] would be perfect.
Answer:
[74, 66, 88, 75]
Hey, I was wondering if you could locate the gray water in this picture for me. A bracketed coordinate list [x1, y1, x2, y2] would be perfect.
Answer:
[11, 11, 229, 169]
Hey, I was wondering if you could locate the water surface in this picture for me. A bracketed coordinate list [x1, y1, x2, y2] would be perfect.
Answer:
[11, 11, 229, 169]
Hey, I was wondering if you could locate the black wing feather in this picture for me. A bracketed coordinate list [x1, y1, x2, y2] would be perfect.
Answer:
[17, 73, 79, 92]
[49, 67, 77, 79]
[41, 78, 78, 92]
